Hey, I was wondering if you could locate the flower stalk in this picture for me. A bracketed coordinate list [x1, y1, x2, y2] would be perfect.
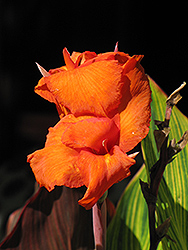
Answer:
[140, 83, 187, 250]
[93, 200, 106, 250]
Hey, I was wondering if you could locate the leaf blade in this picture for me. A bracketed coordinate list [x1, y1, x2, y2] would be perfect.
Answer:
[142, 76, 188, 249]
[107, 165, 150, 250]
[0, 186, 94, 250]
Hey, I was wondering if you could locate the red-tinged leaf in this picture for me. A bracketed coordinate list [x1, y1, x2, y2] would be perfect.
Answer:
[106, 198, 116, 223]
[0, 186, 94, 250]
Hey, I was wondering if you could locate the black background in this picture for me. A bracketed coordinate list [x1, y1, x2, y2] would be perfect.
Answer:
[1, 0, 188, 161]
[0, 0, 188, 237]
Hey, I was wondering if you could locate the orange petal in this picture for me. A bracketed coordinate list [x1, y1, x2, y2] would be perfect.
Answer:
[117, 55, 145, 114]
[35, 78, 68, 118]
[70, 51, 82, 63]
[27, 145, 82, 191]
[119, 62, 151, 153]
[35, 77, 58, 104]
[63, 47, 76, 70]
[93, 51, 130, 65]
[77, 146, 135, 209]
[27, 118, 83, 191]
[61, 115, 120, 154]
[70, 51, 97, 65]
[44, 114, 92, 147]
[75, 51, 97, 66]
[47, 60, 124, 116]
[34, 51, 97, 105]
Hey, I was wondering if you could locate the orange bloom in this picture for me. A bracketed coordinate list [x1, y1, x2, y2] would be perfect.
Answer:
[28, 114, 135, 209]
[35, 48, 146, 118]
[28, 47, 151, 209]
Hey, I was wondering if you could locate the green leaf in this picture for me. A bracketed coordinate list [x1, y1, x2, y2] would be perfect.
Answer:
[107, 76, 188, 249]
[142, 76, 188, 249]
[107, 165, 149, 250]
[107, 164, 163, 250]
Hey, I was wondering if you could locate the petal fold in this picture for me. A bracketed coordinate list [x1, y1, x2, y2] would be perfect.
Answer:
[27, 118, 83, 191]
[61, 115, 120, 154]
[77, 146, 135, 209]
[119, 62, 151, 152]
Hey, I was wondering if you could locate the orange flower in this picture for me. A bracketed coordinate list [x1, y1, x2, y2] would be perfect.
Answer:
[28, 48, 151, 209]
[35, 48, 145, 118]
[28, 114, 135, 209]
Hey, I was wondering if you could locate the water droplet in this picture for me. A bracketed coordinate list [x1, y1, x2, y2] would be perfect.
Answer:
[166, 202, 169, 208]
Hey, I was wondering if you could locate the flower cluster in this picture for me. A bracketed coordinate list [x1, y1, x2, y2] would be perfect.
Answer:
[27, 45, 151, 209]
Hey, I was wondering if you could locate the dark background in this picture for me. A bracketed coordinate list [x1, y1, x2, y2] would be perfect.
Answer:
[0, 0, 187, 238]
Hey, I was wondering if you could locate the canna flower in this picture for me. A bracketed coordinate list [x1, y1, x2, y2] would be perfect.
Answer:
[35, 47, 148, 118]
[27, 46, 151, 209]
[27, 112, 143, 210]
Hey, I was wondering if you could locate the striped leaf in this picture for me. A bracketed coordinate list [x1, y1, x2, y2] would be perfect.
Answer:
[107, 164, 164, 250]
[0, 186, 94, 250]
[107, 76, 188, 250]
[142, 76, 188, 249]
[107, 165, 150, 250]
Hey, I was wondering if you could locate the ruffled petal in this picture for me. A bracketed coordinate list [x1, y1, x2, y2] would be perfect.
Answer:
[94, 51, 130, 65]
[27, 118, 83, 191]
[34, 50, 97, 106]
[61, 115, 120, 154]
[35, 77, 58, 104]
[74, 51, 97, 66]
[117, 55, 145, 114]
[35, 77, 71, 118]
[46, 60, 124, 116]
[27, 146, 82, 191]
[119, 61, 151, 153]
[70, 51, 81, 63]
[34, 51, 139, 118]
[45, 113, 95, 145]
[77, 146, 135, 209]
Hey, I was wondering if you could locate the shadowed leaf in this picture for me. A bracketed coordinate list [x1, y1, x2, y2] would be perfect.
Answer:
[0, 186, 94, 250]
